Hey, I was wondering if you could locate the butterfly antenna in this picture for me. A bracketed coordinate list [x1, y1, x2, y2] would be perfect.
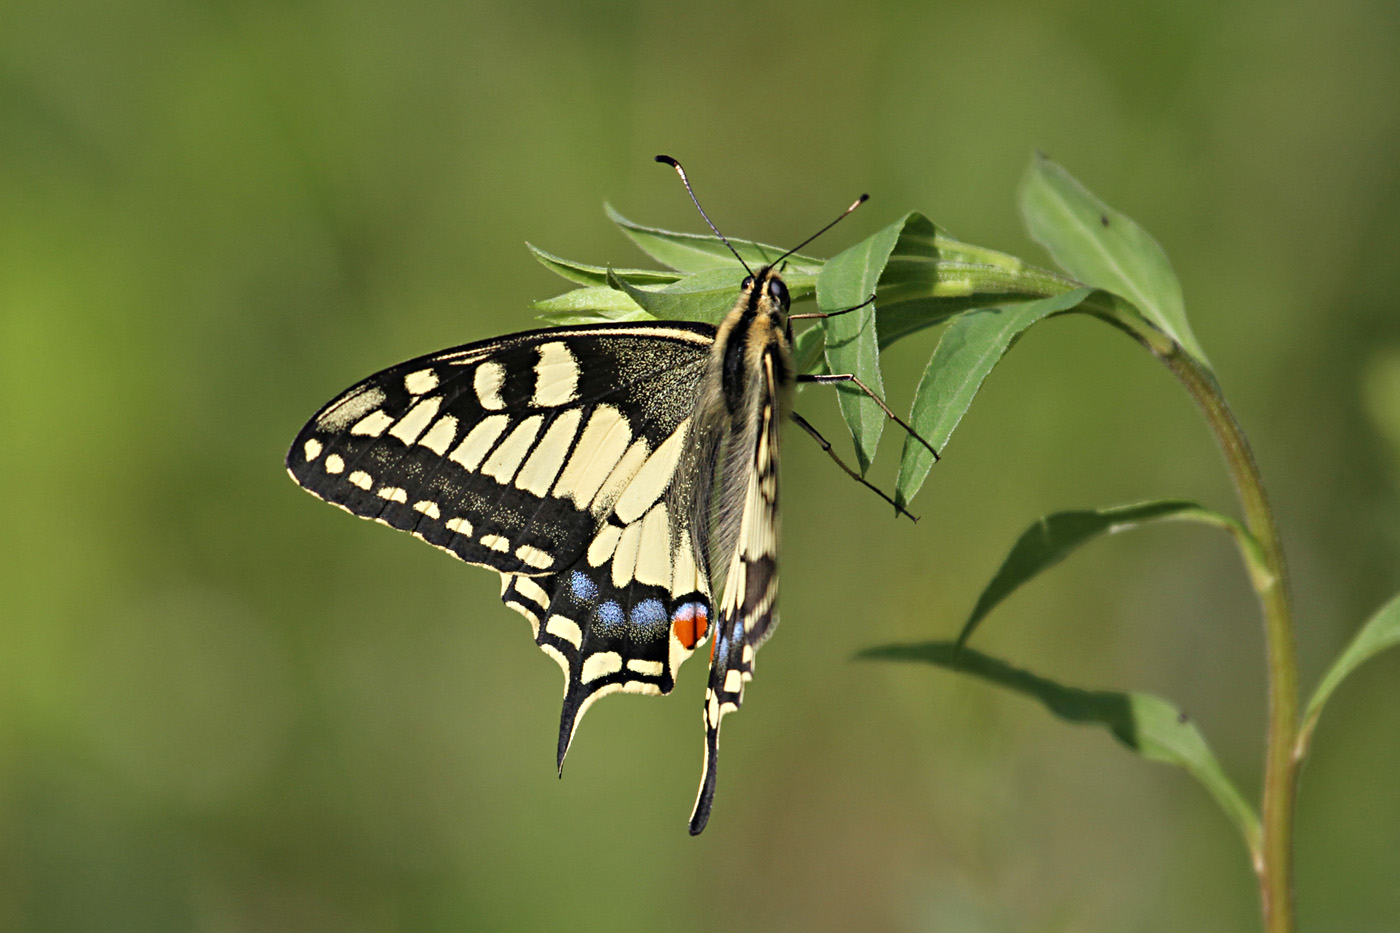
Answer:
[655, 155, 753, 276]
[773, 193, 868, 267]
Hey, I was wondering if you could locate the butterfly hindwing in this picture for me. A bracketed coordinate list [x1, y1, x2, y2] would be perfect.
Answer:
[287, 322, 720, 758]
[688, 345, 787, 834]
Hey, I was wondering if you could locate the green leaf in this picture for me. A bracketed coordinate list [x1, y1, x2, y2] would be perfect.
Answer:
[606, 204, 823, 274]
[605, 267, 741, 323]
[817, 215, 908, 472]
[527, 243, 683, 288]
[1019, 153, 1208, 365]
[604, 267, 816, 325]
[791, 323, 828, 377]
[1297, 592, 1400, 760]
[872, 213, 1078, 349]
[956, 500, 1267, 649]
[859, 641, 1261, 854]
[894, 288, 1095, 509]
[532, 286, 650, 324]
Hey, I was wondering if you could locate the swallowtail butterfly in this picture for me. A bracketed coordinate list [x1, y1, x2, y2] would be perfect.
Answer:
[286, 157, 934, 833]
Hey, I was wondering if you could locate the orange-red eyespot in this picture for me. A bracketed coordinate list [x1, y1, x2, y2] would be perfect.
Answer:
[671, 602, 709, 650]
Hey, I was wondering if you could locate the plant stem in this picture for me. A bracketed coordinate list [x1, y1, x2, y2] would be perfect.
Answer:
[1162, 347, 1298, 933]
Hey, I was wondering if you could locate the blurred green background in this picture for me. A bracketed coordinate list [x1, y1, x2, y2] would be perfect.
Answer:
[3, 0, 1398, 929]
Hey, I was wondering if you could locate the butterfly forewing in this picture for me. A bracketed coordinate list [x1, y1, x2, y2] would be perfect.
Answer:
[287, 322, 720, 757]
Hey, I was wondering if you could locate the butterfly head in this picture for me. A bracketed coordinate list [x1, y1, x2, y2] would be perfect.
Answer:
[741, 266, 791, 327]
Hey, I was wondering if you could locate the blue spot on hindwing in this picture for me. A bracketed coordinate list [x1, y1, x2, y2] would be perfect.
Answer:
[569, 570, 598, 603]
[596, 600, 624, 634]
[629, 599, 668, 639]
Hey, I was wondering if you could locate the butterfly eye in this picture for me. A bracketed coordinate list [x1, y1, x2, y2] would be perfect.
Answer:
[766, 278, 789, 308]
[741, 275, 754, 290]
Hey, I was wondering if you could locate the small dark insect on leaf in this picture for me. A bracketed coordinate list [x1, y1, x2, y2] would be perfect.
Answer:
[1100, 214, 1110, 227]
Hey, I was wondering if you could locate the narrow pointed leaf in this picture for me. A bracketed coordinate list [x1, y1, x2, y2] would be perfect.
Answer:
[1020, 154, 1208, 365]
[1297, 592, 1400, 760]
[606, 204, 822, 274]
[817, 216, 908, 472]
[605, 267, 741, 323]
[604, 267, 816, 325]
[533, 286, 650, 324]
[872, 213, 1081, 350]
[957, 501, 1265, 649]
[895, 288, 1094, 509]
[527, 243, 683, 288]
[860, 641, 1261, 854]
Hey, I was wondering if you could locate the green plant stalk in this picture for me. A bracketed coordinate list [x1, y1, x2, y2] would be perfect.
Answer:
[1161, 347, 1298, 933]
[916, 258, 1299, 926]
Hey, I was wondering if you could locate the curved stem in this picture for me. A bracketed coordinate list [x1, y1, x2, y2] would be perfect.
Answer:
[1162, 347, 1298, 933]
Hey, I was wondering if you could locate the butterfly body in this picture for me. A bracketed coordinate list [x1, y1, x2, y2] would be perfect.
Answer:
[679, 265, 793, 832]
[288, 265, 796, 833]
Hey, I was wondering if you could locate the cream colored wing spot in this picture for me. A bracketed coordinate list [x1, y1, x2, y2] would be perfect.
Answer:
[724, 669, 743, 694]
[610, 521, 642, 590]
[324, 453, 345, 474]
[581, 651, 623, 684]
[412, 500, 441, 519]
[303, 439, 323, 461]
[416, 415, 459, 456]
[532, 341, 580, 407]
[545, 614, 583, 649]
[481, 534, 511, 553]
[633, 503, 672, 588]
[474, 362, 506, 410]
[348, 470, 373, 490]
[445, 516, 474, 536]
[586, 523, 623, 568]
[513, 575, 549, 608]
[350, 409, 395, 437]
[591, 437, 651, 519]
[514, 544, 554, 570]
[552, 405, 632, 508]
[613, 419, 690, 524]
[404, 368, 439, 395]
[670, 528, 705, 598]
[627, 659, 665, 677]
[376, 486, 408, 503]
[515, 409, 582, 496]
[482, 415, 544, 484]
[316, 385, 386, 432]
[388, 395, 443, 445]
[448, 414, 510, 471]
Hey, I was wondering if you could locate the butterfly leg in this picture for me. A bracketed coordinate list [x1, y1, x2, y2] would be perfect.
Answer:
[789, 293, 876, 322]
[796, 372, 940, 460]
[790, 412, 917, 522]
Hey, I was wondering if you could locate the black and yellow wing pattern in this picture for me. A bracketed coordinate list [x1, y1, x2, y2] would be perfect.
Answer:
[288, 266, 801, 833]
